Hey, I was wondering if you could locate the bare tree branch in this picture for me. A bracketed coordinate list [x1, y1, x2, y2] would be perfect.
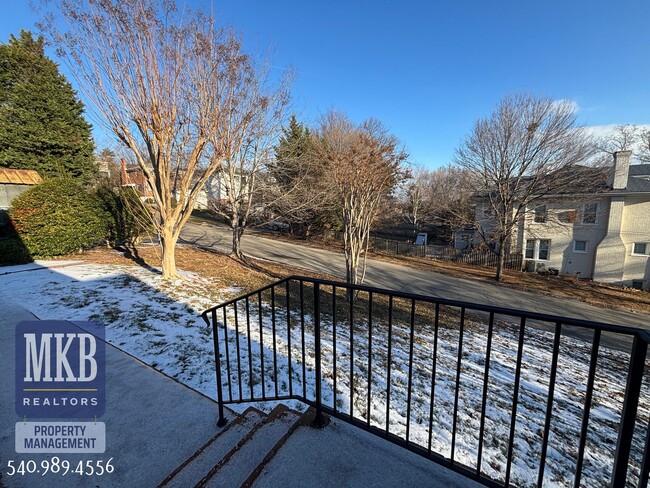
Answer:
[594, 124, 639, 155]
[314, 111, 408, 286]
[454, 94, 603, 281]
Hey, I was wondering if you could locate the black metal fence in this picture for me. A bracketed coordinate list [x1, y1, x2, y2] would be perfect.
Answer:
[202, 276, 649, 487]
[425, 245, 523, 270]
[323, 231, 523, 270]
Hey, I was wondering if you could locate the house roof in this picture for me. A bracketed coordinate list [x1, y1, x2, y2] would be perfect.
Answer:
[0, 168, 43, 185]
[627, 164, 650, 192]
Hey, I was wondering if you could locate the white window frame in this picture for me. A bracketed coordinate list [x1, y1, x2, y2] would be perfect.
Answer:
[525, 239, 551, 261]
[573, 240, 588, 253]
[583, 203, 598, 224]
[632, 242, 649, 256]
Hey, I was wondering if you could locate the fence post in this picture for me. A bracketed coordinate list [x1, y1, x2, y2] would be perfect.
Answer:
[312, 282, 326, 427]
[208, 309, 228, 427]
[611, 335, 647, 486]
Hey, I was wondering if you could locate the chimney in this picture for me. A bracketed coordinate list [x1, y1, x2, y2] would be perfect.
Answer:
[612, 150, 631, 190]
[120, 158, 129, 186]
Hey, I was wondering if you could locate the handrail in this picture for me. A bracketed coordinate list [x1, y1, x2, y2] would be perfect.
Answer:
[202, 276, 650, 487]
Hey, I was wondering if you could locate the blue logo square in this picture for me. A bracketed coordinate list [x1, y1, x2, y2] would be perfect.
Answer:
[16, 321, 105, 419]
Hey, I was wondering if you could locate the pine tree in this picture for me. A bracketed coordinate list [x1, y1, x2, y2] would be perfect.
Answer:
[0, 31, 96, 183]
[270, 115, 336, 236]
[273, 114, 311, 186]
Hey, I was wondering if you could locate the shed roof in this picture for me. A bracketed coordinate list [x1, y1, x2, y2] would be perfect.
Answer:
[0, 169, 43, 185]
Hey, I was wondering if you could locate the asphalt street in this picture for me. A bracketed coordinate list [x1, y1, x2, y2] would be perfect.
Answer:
[180, 221, 650, 337]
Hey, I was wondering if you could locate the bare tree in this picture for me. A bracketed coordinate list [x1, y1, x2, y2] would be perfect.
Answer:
[638, 128, 650, 163]
[401, 165, 474, 234]
[595, 124, 639, 155]
[401, 167, 429, 234]
[315, 112, 408, 286]
[207, 66, 291, 261]
[454, 94, 598, 281]
[40, 0, 271, 278]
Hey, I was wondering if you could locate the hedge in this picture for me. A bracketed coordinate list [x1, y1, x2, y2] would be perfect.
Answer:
[10, 178, 108, 257]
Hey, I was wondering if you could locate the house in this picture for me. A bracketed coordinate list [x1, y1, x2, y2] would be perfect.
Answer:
[96, 158, 120, 182]
[592, 152, 650, 289]
[174, 167, 249, 211]
[470, 151, 650, 290]
[0, 168, 43, 237]
[204, 167, 248, 207]
[119, 159, 154, 201]
[0, 168, 42, 210]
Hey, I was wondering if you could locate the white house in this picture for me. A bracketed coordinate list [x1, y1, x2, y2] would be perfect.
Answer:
[470, 151, 650, 289]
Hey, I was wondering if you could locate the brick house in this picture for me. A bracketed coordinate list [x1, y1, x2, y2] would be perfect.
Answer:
[119, 159, 154, 200]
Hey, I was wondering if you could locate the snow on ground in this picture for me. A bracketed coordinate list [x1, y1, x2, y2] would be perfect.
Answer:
[1, 262, 648, 487]
[0, 261, 240, 396]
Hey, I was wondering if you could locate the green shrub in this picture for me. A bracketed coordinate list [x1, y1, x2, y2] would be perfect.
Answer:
[0, 238, 32, 265]
[95, 184, 154, 245]
[9, 178, 109, 257]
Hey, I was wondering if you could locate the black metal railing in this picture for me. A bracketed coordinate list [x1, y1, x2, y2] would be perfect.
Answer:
[202, 276, 650, 487]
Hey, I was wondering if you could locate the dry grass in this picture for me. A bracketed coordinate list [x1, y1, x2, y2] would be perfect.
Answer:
[58, 244, 338, 296]
[57, 235, 650, 316]
[370, 252, 650, 315]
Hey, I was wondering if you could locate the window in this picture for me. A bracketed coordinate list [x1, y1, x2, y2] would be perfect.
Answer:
[574, 240, 587, 253]
[525, 239, 551, 260]
[525, 240, 535, 259]
[534, 205, 547, 223]
[633, 243, 649, 256]
[583, 203, 598, 224]
[632, 281, 645, 290]
[538, 239, 550, 260]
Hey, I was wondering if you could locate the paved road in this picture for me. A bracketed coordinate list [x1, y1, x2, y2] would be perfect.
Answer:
[181, 221, 650, 335]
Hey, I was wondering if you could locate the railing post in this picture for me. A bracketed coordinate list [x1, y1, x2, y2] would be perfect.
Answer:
[312, 282, 325, 428]
[210, 309, 227, 427]
[611, 335, 647, 486]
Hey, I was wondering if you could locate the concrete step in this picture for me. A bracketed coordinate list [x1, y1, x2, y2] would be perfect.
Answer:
[201, 405, 302, 488]
[251, 415, 484, 488]
[160, 408, 266, 488]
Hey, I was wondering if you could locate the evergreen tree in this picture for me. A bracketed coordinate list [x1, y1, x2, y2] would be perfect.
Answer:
[270, 115, 336, 236]
[0, 31, 96, 183]
[273, 114, 312, 186]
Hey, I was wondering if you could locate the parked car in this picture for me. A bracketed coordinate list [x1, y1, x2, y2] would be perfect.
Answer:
[269, 220, 289, 232]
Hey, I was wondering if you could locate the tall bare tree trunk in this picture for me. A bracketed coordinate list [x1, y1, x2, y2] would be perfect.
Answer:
[160, 227, 179, 278]
[232, 222, 245, 261]
[495, 237, 506, 281]
[495, 250, 504, 281]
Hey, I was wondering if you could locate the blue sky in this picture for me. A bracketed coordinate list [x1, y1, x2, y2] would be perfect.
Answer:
[2, 0, 649, 169]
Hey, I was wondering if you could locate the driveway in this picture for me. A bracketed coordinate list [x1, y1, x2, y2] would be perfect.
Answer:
[180, 221, 650, 333]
